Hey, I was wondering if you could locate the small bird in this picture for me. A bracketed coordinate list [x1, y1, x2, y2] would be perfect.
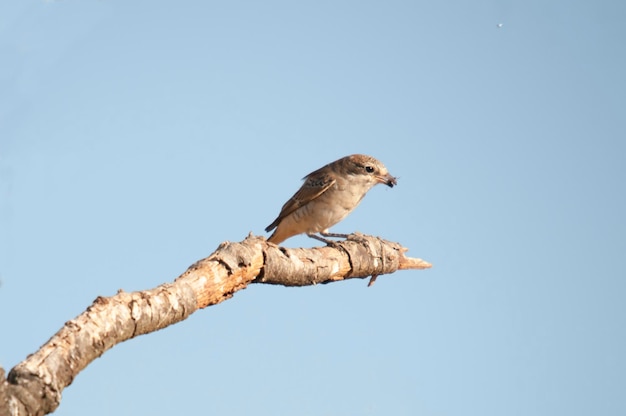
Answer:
[265, 154, 397, 244]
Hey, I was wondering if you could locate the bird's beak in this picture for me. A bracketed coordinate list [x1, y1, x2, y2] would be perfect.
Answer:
[377, 173, 397, 188]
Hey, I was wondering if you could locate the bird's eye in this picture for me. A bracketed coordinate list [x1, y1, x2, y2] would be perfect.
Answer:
[365, 166, 375, 173]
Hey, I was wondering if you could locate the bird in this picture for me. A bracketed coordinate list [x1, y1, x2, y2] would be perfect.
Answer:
[265, 154, 397, 245]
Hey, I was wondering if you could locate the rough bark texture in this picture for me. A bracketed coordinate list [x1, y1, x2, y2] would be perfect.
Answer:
[0, 234, 431, 416]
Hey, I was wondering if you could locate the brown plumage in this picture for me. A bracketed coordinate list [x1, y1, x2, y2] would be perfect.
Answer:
[265, 154, 397, 244]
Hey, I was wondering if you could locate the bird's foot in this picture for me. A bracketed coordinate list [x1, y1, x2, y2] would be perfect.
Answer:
[320, 231, 350, 239]
[307, 232, 348, 245]
[343, 231, 372, 244]
[307, 231, 372, 246]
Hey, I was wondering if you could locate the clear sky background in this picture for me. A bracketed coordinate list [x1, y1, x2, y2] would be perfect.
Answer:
[1, 1, 625, 415]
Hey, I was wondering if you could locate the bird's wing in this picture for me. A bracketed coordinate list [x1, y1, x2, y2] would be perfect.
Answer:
[265, 171, 336, 232]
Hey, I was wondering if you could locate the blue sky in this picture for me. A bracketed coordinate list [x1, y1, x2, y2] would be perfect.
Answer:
[1, 1, 625, 415]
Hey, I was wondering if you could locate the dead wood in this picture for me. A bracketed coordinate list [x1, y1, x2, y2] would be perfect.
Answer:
[0, 233, 431, 416]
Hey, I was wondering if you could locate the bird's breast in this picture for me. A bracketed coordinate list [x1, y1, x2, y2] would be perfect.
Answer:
[291, 183, 365, 233]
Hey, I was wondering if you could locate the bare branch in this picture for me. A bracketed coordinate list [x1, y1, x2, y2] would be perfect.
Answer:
[0, 234, 430, 416]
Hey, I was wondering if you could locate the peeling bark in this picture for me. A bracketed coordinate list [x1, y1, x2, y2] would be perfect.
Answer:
[0, 234, 431, 416]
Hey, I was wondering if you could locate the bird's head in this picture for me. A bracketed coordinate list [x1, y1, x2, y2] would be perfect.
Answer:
[342, 154, 397, 188]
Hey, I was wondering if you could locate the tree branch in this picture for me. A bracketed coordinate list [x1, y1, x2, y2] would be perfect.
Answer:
[0, 234, 431, 416]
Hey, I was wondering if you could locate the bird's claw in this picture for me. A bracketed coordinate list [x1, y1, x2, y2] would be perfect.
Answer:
[307, 233, 342, 245]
